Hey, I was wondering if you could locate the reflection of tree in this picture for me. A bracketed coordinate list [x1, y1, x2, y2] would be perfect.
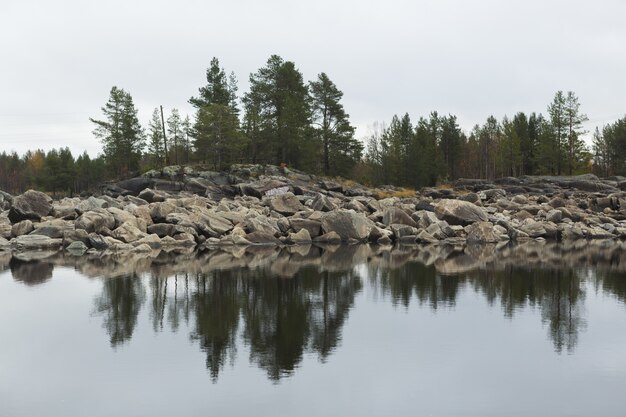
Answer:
[241, 267, 362, 380]
[93, 275, 145, 347]
[10, 258, 53, 286]
[189, 271, 240, 381]
[537, 269, 585, 353]
[309, 271, 362, 360]
[371, 262, 461, 309]
[595, 270, 626, 305]
[242, 270, 312, 380]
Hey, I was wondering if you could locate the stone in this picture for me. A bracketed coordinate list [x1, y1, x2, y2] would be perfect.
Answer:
[434, 199, 489, 225]
[416, 230, 438, 244]
[111, 222, 146, 243]
[0, 236, 10, 251]
[149, 201, 177, 222]
[147, 223, 177, 237]
[320, 210, 374, 241]
[0, 190, 13, 210]
[11, 220, 34, 237]
[546, 209, 562, 223]
[75, 209, 116, 233]
[391, 224, 420, 239]
[289, 218, 322, 237]
[245, 215, 280, 235]
[520, 219, 547, 238]
[245, 231, 282, 245]
[132, 234, 162, 249]
[0, 223, 12, 239]
[11, 235, 62, 251]
[313, 231, 342, 243]
[29, 225, 67, 239]
[87, 233, 109, 250]
[311, 194, 339, 212]
[107, 207, 146, 231]
[466, 222, 500, 243]
[8, 190, 53, 223]
[75, 196, 108, 214]
[66, 241, 88, 255]
[320, 180, 343, 192]
[287, 228, 312, 243]
[268, 193, 305, 215]
[138, 188, 169, 203]
[382, 207, 418, 227]
[511, 194, 528, 205]
[62, 229, 90, 247]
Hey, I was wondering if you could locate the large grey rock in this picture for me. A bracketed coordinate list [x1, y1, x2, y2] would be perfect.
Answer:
[110, 222, 146, 243]
[320, 209, 373, 241]
[29, 225, 67, 239]
[62, 229, 90, 247]
[434, 199, 489, 225]
[149, 201, 177, 222]
[311, 194, 339, 212]
[466, 222, 500, 243]
[268, 193, 305, 215]
[546, 209, 562, 223]
[66, 240, 88, 255]
[287, 228, 312, 243]
[88, 233, 109, 250]
[520, 219, 547, 238]
[0, 190, 12, 210]
[75, 209, 116, 233]
[8, 190, 53, 223]
[382, 207, 418, 227]
[245, 231, 282, 245]
[0, 236, 10, 250]
[313, 231, 342, 243]
[0, 223, 11, 239]
[11, 235, 62, 251]
[11, 220, 34, 237]
[75, 196, 108, 214]
[289, 218, 322, 237]
[245, 216, 280, 235]
[147, 223, 177, 237]
[138, 188, 169, 203]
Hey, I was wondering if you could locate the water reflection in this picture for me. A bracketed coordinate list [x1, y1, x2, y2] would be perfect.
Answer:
[93, 275, 146, 347]
[3, 241, 626, 379]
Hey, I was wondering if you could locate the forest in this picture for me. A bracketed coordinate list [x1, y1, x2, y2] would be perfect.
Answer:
[1, 55, 625, 195]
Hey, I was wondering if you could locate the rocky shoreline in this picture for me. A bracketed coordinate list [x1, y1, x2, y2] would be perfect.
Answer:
[1, 165, 626, 256]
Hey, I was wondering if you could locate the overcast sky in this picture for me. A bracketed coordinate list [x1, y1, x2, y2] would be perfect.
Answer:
[1, 0, 625, 157]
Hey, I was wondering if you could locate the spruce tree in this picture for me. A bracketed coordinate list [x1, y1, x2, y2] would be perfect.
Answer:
[147, 108, 165, 168]
[309, 72, 361, 176]
[190, 58, 241, 168]
[244, 55, 311, 169]
[90, 86, 144, 176]
[563, 91, 588, 175]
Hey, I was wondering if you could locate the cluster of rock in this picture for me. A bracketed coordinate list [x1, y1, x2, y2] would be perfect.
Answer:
[1, 166, 626, 255]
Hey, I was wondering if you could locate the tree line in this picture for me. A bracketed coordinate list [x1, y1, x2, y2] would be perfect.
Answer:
[0, 148, 105, 195]
[361, 91, 625, 188]
[2, 55, 626, 194]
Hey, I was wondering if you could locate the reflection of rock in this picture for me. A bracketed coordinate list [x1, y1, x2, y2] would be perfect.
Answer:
[10, 258, 54, 286]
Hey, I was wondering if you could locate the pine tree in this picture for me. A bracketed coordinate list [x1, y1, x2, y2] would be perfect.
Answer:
[244, 55, 311, 169]
[190, 58, 242, 168]
[167, 109, 183, 165]
[309, 73, 361, 176]
[546, 91, 568, 175]
[563, 91, 588, 175]
[90, 86, 144, 177]
[147, 108, 165, 168]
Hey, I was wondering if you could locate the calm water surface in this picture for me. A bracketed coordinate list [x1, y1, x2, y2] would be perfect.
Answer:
[1, 243, 626, 417]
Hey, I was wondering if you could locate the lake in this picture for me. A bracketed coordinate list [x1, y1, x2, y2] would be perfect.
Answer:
[1, 242, 626, 417]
